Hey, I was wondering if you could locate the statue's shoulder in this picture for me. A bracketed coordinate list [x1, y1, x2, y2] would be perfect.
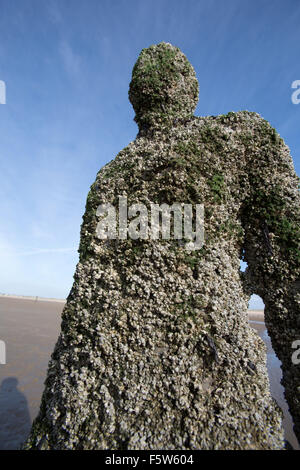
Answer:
[188, 111, 272, 133]
[211, 110, 285, 146]
[212, 110, 268, 129]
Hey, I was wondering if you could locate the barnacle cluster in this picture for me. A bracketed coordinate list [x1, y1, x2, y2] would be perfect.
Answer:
[24, 43, 299, 450]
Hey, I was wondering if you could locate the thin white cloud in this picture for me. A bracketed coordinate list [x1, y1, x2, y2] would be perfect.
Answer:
[59, 40, 81, 78]
[1, 247, 76, 257]
[47, 0, 63, 25]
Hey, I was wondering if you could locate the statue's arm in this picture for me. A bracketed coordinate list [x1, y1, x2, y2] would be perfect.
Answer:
[240, 113, 300, 443]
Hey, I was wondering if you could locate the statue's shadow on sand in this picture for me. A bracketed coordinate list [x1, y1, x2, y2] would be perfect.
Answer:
[0, 377, 31, 450]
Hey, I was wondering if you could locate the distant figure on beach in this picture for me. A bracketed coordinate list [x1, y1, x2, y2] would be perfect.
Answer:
[24, 43, 300, 450]
[0, 377, 31, 450]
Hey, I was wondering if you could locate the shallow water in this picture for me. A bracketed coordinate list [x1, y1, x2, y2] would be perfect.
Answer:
[249, 319, 299, 450]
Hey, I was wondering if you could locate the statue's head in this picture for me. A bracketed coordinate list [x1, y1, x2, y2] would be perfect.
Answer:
[129, 42, 199, 130]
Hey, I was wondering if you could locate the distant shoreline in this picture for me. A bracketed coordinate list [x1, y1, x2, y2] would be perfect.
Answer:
[247, 310, 265, 320]
[0, 293, 66, 303]
[0, 294, 265, 317]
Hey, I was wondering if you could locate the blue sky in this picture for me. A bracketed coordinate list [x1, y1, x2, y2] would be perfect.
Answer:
[0, 0, 299, 308]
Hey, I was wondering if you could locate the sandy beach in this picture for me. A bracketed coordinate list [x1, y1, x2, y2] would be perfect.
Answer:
[0, 295, 298, 450]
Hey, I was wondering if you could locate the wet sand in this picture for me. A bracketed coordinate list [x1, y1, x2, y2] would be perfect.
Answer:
[248, 317, 299, 450]
[0, 296, 62, 450]
[0, 296, 299, 450]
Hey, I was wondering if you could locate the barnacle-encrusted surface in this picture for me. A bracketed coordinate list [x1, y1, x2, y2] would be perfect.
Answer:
[129, 42, 198, 128]
[24, 43, 299, 450]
